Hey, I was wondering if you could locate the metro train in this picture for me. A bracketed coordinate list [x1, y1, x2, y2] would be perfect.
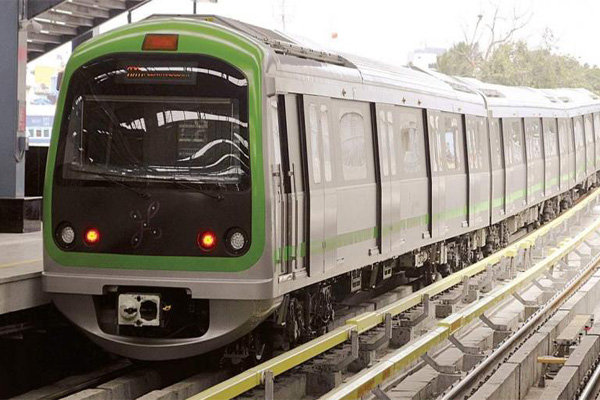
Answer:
[42, 15, 600, 361]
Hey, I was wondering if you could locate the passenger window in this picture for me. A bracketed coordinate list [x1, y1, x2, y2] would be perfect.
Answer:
[489, 119, 503, 170]
[506, 119, 524, 165]
[378, 110, 390, 177]
[574, 117, 584, 149]
[270, 99, 281, 166]
[387, 111, 396, 176]
[320, 104, 333, 182]
[399, 107, 426, 178]
[584, 115, 594, 144]
[339, 111, 367, 181]
[308, 104, 321, 184]
[428, 112, 441, 173]
[525, 118, 542, 160]
[466, 116, 485, 171]
[595, 113, 600, 141]
[543, 118, 558, 157]
[442, 113, 461, 171]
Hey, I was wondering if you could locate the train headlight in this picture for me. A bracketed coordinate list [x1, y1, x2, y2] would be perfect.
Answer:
[226, 228, 249, 254]
[56, 223, 76, 249]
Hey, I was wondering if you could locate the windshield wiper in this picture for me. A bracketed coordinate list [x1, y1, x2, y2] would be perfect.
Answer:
[75, 169, 151, 199]
[167, 180, 224, 202]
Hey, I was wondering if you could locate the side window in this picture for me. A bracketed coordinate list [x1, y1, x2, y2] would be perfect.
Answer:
[465, 116, 486, 171]
[506, 118, 524, 166]
[320, 104, 333, 182]
[339, 109, 367, 181]
[378, 109, 390, 177]
[525, 118, 542, 160]
[387, 111, 396, 176]
[270, 99, 281, 166]
[557, 119, 567, 155]
[398, 107, 426, 178]
[584, 114, 594, 144]
[595, 113, 600, 142]
[542, 118, 558, 157]
[441, 112, 462, 172]
[428, 111, 441, 173]
[308, 103, 321, 184]
[574, 117, 584, 149]
[489, 118, 503, 170]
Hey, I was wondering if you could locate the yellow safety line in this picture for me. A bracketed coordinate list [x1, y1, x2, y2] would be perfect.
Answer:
[189, 187, 600, 400]
[0, 258, 42, 269]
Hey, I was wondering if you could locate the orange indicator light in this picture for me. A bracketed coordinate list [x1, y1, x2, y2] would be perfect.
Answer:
[142, 34, 179, 51]
[84, 228, 100, 246]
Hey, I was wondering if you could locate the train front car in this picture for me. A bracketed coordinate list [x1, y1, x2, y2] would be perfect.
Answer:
[42, 18, 278, 360]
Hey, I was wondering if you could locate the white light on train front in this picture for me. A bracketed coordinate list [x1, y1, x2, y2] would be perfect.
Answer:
[60, 226, 75, 245]
[229, 231, 246, 251]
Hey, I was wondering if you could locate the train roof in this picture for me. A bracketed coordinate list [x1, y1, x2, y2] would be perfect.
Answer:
[144, 15, 600, 118]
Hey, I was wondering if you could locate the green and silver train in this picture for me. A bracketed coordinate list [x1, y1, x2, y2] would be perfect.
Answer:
[43, 15, 600, 360]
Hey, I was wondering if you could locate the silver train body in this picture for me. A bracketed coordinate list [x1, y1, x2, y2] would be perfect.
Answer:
[43, 15, 600, 360]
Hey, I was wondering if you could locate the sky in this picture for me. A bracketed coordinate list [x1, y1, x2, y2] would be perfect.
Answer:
[31, 0, 600, 69]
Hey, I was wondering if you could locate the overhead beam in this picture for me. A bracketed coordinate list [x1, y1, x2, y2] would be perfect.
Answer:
[27, 32, 62, 44]
[35, 21, 78, 36]
[70, 0, 128, 10]
[26, 0, 63, 19]
[52, 2, 110, 19]
[35, 11, 94, 27]
[27, 42, 47, 53]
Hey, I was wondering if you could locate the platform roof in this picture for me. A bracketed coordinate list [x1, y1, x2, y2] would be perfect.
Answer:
[26, 0, 149, 61]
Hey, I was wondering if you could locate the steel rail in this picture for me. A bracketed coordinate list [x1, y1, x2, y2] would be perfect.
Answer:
[440, 220, 600, 399]
[189, 188, 600, 400]
[579, 358, 600, 400]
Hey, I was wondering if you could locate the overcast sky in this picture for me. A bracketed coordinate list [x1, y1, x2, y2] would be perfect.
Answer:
[113, 0, 600, 67]
[32, 0, 600, 68]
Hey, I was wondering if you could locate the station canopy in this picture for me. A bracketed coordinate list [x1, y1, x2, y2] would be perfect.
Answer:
[26, 0, 149, 61]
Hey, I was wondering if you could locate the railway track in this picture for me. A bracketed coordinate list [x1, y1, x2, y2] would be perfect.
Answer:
[16, 189, 600, 400]
[182, 187, 600, 400]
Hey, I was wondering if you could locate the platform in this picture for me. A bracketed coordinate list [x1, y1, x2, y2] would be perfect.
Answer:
[0, 231, 48, 315]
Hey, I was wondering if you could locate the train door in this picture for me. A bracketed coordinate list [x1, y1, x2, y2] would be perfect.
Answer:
[502, 118, 527, 215]
[375, 104, 394, 255]
[465, 115, 491, 228]
[542, 118, 559, 197]
[303, 96, 337, 275]
[584, 114, 595, 178]
[557, 119, 569, 192]
[524, 118, 543, 204]
[270, 96, 307, 277]
[489, 118, 506, 224]
[573, 117, 586, 183]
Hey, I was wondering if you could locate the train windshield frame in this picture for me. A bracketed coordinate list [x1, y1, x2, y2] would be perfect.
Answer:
[55, 54, 250, 191]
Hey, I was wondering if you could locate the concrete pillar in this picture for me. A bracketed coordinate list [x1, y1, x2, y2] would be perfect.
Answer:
[0, 0, 42, 232]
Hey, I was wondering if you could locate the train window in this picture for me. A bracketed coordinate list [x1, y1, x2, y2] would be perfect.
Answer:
[270, 99, 281, 166]
[595, 113, 600, 141]
[542, 118, 558, 157]
[427, 111, 441, 173]
[557, 119, 568, 155]
[574, 117, 585, 149]
[386, 111, 396, 176]
[584, 114, 594, 144]
[489, 119, 503, 170]
[339, 110, 367, 181]
[308, 103, 322, 184]
[441, 113, 462, 172]
[465, 116, 486, 171]
[525, 118, 543, 160]
[505, 119, 524, 166]
[320, 104, 333, 182]
[399, 107, 426, 178]
[378, 110, 390, 177]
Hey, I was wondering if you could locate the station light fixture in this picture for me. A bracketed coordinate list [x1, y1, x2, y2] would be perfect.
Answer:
[197, 230, 217, 251]
[84, 228, 101, 246]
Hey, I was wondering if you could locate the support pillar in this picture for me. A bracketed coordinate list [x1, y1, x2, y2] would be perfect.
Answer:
[0, 0, 41, 233]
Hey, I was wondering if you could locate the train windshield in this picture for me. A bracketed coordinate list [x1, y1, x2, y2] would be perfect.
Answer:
[57, 55, 250, 191]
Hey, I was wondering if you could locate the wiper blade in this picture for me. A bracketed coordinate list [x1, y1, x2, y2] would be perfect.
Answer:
[75, 169, 151, 199]
[167, 180, 224, 202]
